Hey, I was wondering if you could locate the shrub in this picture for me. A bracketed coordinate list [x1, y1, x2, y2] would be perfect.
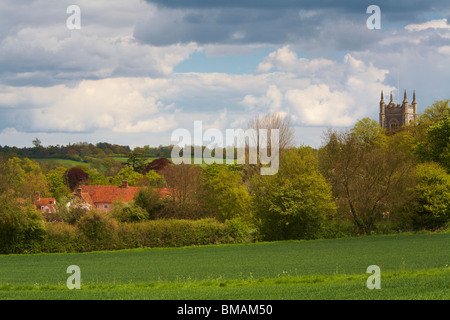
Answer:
[115, 218, 254, 249]
[55, 196, 90, 224]
[0, 195, 46, 254]
[40, 222, 80, 253]
[109, 201, 149, 223]
[412, 162, 450, 230]
[77, 210, 118, 251]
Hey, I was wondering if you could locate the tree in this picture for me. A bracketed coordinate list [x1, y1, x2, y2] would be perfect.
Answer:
[412, 100, 449, 151]
[0, 157, 26, 194]
[112, 166, 143, 187]
[319, 128, 415, 234]
[252, 147, 336, 240]
[417, 99, 449, 125]
[32, 138, 42, 148]
[45, 167, 71, 201]
[414, 116, 450, 172]
[64, 167, 89, 191]
[412, 162, 450, 229]
[142, 170, 166, 187]
[350, 118, 386, 146]
[203, 166, 252, 222]
[0, 192, 46, 254]
[125, 151, 147, 173]
[247, 113, 295, 153]
[159, 163, 205, 218]
[86, 168, 111, 185]
[244, 113, 295, 179]
[134, 186, 164, 219]
[142, 157, 171, 174]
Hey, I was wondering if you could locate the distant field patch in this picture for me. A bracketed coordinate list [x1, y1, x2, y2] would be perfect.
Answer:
[33, 158, 93, 168]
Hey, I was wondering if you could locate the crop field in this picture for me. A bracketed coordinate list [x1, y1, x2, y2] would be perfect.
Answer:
[0, 233, 448, 300]
[33, 158, 94, 168]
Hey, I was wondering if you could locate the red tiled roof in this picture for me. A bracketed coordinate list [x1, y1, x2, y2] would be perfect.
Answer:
[73, 184, 174, 206]
[75, 185, 140, 204]
[35, 198, 56, 207]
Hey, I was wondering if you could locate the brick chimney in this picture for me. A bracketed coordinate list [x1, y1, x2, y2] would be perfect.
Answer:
[34, 191, 40, 202]
[76, 188, 82, 198]
[121, 180, 128, 188]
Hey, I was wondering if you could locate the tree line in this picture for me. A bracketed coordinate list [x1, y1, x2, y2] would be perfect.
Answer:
[0, 141, 173, 161]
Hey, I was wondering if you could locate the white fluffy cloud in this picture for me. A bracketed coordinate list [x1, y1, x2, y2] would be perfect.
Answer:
[405, 18, 450, 31]
[0, 78, 178, 133]
[0, 46, 394, 140]
[249, 46, 393, 127]
[256, 46, 335, 74]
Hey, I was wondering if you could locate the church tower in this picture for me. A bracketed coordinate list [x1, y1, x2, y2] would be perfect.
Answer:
[379, 90, 417, 130]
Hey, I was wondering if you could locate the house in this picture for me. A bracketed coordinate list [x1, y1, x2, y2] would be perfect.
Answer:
[73, 180, 172, 212]
[34, 192, 57, 221]
[34, 192, 57, 214]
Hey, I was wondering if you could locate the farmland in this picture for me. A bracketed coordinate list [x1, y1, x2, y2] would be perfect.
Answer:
[0, 233, 448, 300]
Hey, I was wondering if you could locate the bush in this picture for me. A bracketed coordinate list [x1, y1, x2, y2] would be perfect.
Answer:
[109, 201, 149, 223]
[40, 222, 81, 253]
[55, 196, 90, 224]
[116, 218, 252, 249]
[412, 162, 450, 230]
[0, 195, 46, 254]
[77, 210, 118, 251]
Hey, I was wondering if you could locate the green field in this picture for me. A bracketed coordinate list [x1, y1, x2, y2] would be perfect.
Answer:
[33, 158, 94, 168]
[0, 233, 448, 300]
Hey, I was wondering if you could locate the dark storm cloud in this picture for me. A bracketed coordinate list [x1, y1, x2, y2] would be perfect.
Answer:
[134, 7, 326, 46]
[136, 0, 449, 47]
[147, 0, 449, 19]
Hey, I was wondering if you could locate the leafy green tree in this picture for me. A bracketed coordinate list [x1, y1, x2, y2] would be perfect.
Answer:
[112, 166, 143, 186]
[412, 100, 449, 154]
[412, 162, 450, 229]
[252, 147, 336, 240]
[45, 167, 71, 201]
[134, 186, 164, 219]
[1, 157, 26, 193]
[143, 170, 166, 187]
[125, 151, 147, 173]
[351, 118, 386, 146]
[204, 167, 252, 222]
[86, 168, 111, 185]
[414, 116, 450, 172]
[319, 129, 415, 234]
[417, 100, 449, 125]
[0, 192, 46, 253]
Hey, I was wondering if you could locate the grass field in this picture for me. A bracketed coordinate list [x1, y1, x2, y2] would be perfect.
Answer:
[0, 233, 448, 300]
[33, 158, 94, 168]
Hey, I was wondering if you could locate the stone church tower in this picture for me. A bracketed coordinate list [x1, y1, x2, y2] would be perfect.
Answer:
[379, 90, 417, 130]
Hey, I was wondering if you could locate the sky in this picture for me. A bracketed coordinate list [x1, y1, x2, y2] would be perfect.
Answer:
[0, 0, 449, 149]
